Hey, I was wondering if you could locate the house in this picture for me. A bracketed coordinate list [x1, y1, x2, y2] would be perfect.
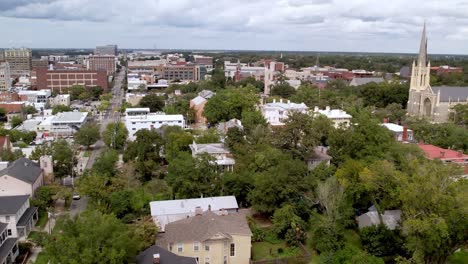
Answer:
[418, 143, 468, 174]
[0, 222, 19, 264]
[313, 106, 352, 128]
[189, 142, 235, 171]
[306, 146, 332, 170]
[190, 90, 215, 126]
[150, 196, 239, 232]
[357, 209, 401, 230]
[124, 108, 185, 140]
[381, 123, 413, 142]
[50, 111, 88, 137]
[260, 99, 308, 126]
[137, 245, 197, 264]
[349, 77, 384, 86]
[0, 195, 38, 240]
[49, 94, 70, 107]
[0, 157, 44, 197]
[156, 210, 251, 264]
[216, 119, 243, 135]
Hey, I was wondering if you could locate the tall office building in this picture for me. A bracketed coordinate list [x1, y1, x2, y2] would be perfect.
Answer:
[0, 62, 11, 91]
[94, 45, 118, 56]
[87, 55, 116, 75]
[3, 48, 32, 77]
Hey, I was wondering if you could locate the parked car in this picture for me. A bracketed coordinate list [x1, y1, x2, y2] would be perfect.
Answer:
[72, 193, 81, 200]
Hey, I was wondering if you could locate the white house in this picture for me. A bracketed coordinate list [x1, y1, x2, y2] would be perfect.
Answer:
[0, 221, 19, 264]
[49, 94, 71, 107]
[381, 123, 414, 142]
[0, 195, 38, 240]
[313, 106, 352, 128]
[18, 89, 51, 103]
[149, 196, 239, 232]
[189, 141, 235, 171]
[50, 111, 88, 136]
[260, 99, 308, 126]
[0, 158, 44, 197]
[125, 108, 185, 140]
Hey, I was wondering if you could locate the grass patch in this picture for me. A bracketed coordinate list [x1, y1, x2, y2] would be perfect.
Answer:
[28, 231, 48, 246]
[252, 241, 302, 261]
[83, 150, 91, 157]
[35, 211, 48, 229]
[344, 229, 362, 249]
[448, 249, 468, 264]
[34, 252, 50, 264]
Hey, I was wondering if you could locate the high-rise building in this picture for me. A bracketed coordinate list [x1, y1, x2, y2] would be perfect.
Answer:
[407, 23, 468, 123]
[87, 55, 116, 75]
[94, 45, 118, 56]
[3, 48, 32, 77]
[0, 62, 12, 91]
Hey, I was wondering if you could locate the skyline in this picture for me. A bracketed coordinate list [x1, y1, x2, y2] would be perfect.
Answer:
[1, 0, 468, 54]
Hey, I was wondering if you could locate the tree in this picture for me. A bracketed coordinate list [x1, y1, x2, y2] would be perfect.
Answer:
[91, 150, 118, 177]
[51, 140, 77, 179]
[450, 104, 468, 127]
[52, 105, 72, 115]
[0, 148, 23, 161]
[103, 122, 128, 150]
[194, 128, 220, 144]
[320, 245, 384, 264]
[139, 94, 165, 112]
[162, 126, 194, 162]
[69, 85, 86, 100]
[10, 116, 23, 128]
[123, 129, 165, 180]
[44, 210, 139, 264]
[271, 204, 307, 246]
[74, 123, 100, 149]
[23, 105, 37, 115]
[360, 225, 404, 258]
[271, 82, 296, 98]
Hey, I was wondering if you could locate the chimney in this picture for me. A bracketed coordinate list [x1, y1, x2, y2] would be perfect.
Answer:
[208, 204, 211, 211]
[273, 98, 276, 103]
[195, 206, 203, 216]
[440, 151, 445, 158]
[280, 98, 283, 103]
[325, 106, 330, 111]
[383, 118, 388, 123]
[314, 106, 319, 112]
[153, 254, 160, 264]
[402, 126, 408, 142]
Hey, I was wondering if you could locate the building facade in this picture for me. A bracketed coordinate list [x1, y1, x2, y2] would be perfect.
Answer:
[0, 63, 11, 91]
[261, 99, 308, 126]
[35, 68, 108, 92]
[0, 157, 44, 197]
[407, 24, 468, 123]
[94, 45, 117, 56]
[3, 48, 32, 78]
[124, 108, 185, 140]
[87, 55, 116, 75]
[163, 65, 200, 81]
[313, 106, 352, 128]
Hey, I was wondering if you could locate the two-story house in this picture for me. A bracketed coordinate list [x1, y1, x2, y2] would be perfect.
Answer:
[0, 157, 44, 197]
[0, 222, 19, 264]
[0, 195, 38, 240]
[157, 209, 252, 264]
[260, 99, 308, 126]
[189, 142, 235, 172]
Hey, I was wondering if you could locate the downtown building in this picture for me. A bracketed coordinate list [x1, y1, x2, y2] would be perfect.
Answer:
[2, 48, 32, 78]
[94, 45, 118, 56]
[0, 62, 11, 91]
[87, 55, 116, 75]
[35, 67, 108, 93]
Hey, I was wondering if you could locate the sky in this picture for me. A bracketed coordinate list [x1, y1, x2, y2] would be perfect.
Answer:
[1, 0, 468, 54]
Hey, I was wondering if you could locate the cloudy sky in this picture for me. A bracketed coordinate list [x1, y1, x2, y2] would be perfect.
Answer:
[1, 0, 468, 54]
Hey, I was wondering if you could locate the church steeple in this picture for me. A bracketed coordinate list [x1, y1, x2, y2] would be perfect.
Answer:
[418, 22, 428, 66]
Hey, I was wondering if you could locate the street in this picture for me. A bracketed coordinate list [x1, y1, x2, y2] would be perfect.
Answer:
[69, 67, 126, 217]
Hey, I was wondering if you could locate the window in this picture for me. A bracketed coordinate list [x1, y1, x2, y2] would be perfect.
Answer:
[224, 256, 228, 264]
[7, 229, 12, 236]
[177, 243, 183, 252]
[5, 216, 10, 222]
[204, 257, 210, 264]
[224, 240, 228, 249]
[194, 242, 200, 252]
[205, 242, 210, 251]
[230, 243, 235, 257]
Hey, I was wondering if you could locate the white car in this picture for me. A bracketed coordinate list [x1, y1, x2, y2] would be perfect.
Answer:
[72, 193, 81, 200]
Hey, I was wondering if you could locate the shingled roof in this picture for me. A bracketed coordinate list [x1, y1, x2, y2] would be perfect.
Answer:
[0, 195, 29, 215]
[432, 86, 468, 102]
[163, 211, 251, 243]
[136, 245, 197, 264]
[0, 157, 42, 184]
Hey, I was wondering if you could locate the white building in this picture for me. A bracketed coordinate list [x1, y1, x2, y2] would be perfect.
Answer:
[18, 89, 51, 103]
[50, 111, 88, 136]
[0, 62, 11, 91]
[313, 106, 352, 128]
[125, 108, 185, 140]
[127, 74, 147, 90]
[189, 141, 235, 171]
[150, 196, 238, 232]
[49, 94, 71, 107]
[381, 123, 414, 142]
[261, 99, 308, 126]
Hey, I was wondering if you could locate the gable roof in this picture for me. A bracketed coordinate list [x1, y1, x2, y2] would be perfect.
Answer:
[190, 142, 231, 155]
[0, 157, 42, 184]
[163, 211, 251, 243]
[136, 245, 197, 264]
[431, 86, 468, 102]
[150, 196, 238, 216]
[190, 96, 207, 106]
[0, 195, 29, 215]
[357, 210, 401, 230]
[418, 143, 468, 163]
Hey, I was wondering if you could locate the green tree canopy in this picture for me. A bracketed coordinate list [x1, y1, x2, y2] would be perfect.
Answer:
[74, 123, 100, 148]
[139, 94, 165, 112]
[103, 122, 128, 150]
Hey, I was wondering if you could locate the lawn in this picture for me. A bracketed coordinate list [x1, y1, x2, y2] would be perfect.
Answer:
[252, 241, 301, 261]
[35, 211, 48, 229]
[448, 249, 468, 264]
[34, 252, 50, 264]
[28, 231, 48, 246]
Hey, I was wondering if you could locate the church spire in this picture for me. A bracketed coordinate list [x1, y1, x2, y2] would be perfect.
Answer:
[418, 22, 427, 66]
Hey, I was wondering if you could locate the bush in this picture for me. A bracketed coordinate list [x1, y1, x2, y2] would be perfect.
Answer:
[247, 217, 266, 242]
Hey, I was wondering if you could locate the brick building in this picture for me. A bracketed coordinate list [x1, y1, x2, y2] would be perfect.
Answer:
[87, 55, 116, 75]
[35, 67, 108, 93]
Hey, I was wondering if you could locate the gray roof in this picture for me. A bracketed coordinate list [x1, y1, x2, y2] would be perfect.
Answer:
[136, 245, 197, 264]
[163, 211, 251, 243]
[0, 157, 42, 184]
[0, 238, 18, 263]
[350, 77, 385, 86]
[357, 209, 402, 230]
[432, 86, 468, 102]
[0, 195, 29, 215]
[17, 207, 38, 227]
[0, 222, 6, 233]
[216, 119, 243, 134]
